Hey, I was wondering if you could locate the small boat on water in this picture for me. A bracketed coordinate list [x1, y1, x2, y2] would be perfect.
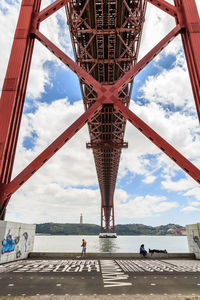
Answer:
[99, 233, 117, 238]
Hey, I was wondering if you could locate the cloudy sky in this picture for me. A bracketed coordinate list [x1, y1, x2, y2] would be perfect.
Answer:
[1, 0, 200, 227]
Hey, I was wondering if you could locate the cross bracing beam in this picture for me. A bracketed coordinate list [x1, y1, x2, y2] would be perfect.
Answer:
[0, 101, 102, 207]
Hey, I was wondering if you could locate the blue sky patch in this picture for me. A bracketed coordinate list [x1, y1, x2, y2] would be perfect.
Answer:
[22, 131, 38, 150]
[40, 61, 82, 104]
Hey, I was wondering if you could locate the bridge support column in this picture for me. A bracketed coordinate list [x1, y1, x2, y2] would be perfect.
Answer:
[175, 0, 200, 121]
[101, 204, 115, 235]
[0, 0, 41, 219]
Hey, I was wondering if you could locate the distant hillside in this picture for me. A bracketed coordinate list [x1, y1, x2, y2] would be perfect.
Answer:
[36, 223, 186, 236]
[36, 223, 100, 235]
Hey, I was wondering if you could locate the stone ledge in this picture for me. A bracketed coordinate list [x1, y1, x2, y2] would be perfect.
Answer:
[28, 252, 195, 259]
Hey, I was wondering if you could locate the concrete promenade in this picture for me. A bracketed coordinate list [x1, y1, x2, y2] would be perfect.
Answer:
[1, 256, 200, 299]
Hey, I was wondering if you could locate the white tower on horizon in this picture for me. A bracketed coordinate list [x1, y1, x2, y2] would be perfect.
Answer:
[80, 213, 83, 224]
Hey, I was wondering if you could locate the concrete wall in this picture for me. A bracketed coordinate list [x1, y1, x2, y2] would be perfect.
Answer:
[186, 223, 200, 259]
[0, 221, 35, 264]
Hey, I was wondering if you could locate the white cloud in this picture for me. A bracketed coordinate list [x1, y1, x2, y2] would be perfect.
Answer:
[181, 206, 199, 212]
[140, 0, 200, 60]
[122, 46, 200, 193]
[184, 187, 200, 201]
[142, 175, 156, 184]
[120, 96, 200, 183]
[190, 201, 200, 207]
[140, 52, 194, 110]
[7, 186, 101, 224]
[161, 177, 197, 192]
[115, 192, 179, 220]
[12, 98, 98, 186]
[139, 2, 181, 59]
[5, 98, 101, 223]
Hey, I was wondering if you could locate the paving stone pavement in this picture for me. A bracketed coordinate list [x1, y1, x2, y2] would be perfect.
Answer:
[1, 259, 200, 298]
[0, 295, 200, 300]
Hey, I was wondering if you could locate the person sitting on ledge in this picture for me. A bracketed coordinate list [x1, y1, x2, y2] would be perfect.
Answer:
[140, 244, 147, 257]
[149, 249, 168, 254]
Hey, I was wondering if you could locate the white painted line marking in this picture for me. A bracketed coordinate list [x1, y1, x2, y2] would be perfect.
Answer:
[36, 294, 40, 296]
[197, 283, 200, 286]
[8, 284, 14, 287]
[7, 294, 11, 296]
[56, 283, 61, 286]
[150, 283, 156, 286]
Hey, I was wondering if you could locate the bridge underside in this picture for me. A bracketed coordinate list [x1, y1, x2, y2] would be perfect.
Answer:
[66, 0, 146, 232]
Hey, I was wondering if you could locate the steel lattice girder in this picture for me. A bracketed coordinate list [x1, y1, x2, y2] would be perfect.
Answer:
[0, 0, 200, 228]
[66, 0, 147, 230]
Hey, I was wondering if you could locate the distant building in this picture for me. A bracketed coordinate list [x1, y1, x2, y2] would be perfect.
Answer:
[167, 228, 175, 234]
[175, 228, 186, 235]
[167, 227, 186, 235]
[80, 213, 83, 224]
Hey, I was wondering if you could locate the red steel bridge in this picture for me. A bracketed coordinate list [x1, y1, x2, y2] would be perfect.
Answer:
[0, 0, 200, 232]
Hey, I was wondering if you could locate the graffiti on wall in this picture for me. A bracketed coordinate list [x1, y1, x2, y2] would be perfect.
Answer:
[1, 227, 29, 258]
[193, 234, 200, 249]
[191, 227, 200, 250]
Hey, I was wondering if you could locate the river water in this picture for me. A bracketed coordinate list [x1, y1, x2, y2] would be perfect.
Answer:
[33, 235, 189, 253]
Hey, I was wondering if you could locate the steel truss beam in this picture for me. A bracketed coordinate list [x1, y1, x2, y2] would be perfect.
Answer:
[146, 0, 179, 17]
[174, 0, 200, 122]
[0, 101, 102, 207]
[0, 0, 42, 218]
[0, 0, 200, 227]
[114, 101, 200, 184]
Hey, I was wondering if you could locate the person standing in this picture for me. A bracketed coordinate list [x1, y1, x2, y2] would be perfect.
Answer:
[81, 238, 87, 258]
